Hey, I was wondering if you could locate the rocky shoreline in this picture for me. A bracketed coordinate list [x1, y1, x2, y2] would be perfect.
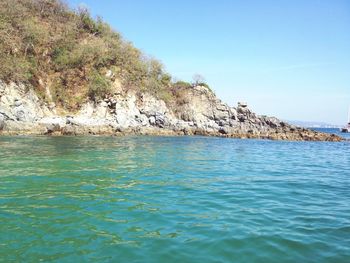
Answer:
[0, 81, 343, 142]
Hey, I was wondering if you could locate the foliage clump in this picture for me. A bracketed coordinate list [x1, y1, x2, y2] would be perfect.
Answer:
[88, 71, 112, 100]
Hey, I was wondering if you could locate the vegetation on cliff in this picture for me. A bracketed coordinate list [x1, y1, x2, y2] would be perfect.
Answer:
[0, 0, 210, 110]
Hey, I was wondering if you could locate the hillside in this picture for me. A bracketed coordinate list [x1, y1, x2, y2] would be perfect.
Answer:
[0, 0, 342, 141]
[0, 0, 186, 108]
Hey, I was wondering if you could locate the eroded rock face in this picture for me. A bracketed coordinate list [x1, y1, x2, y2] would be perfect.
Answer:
[0, 81, 343, 141]
[0, 82, 51, 122]
[0, 114, 5, 130]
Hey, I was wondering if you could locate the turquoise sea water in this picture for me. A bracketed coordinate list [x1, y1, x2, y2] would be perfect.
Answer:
[0, 134, 349, 262]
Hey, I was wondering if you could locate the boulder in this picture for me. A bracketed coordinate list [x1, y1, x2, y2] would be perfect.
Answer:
[14, 99, 22, 107]
[149, 116, 156, 125]
[155, 112, 166, 127]
[45, 123, 61, 135]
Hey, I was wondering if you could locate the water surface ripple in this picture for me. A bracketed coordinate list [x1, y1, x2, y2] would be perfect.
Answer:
[0, 136, 349, 262]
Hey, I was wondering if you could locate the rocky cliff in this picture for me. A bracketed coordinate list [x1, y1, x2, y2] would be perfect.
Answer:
[0, 81, 342, 141]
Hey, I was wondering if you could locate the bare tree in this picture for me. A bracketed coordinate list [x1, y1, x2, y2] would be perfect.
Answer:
[192, 74, 205, 86]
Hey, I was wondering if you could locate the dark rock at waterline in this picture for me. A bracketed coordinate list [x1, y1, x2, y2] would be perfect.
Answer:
[0, 114, 5, 130]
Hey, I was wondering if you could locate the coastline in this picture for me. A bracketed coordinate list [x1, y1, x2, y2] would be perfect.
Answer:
[0, 123, 343, 142]
[0, 82, 343, 142]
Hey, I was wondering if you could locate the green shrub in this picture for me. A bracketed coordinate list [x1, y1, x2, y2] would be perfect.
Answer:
[21, 18, 49, 47]
[172, 81, 192, 89]
[28, 0, 70, 19]
[52, 48, 71, 69]
[77, 6, 104, 35]
[161, 74, 171, 86]
[53, 38, 108, 70]
[88, 71, 111, 100]
[158, 89, 172, 103]
[0, 53, 32, 83]
[50, 78, 66, 104]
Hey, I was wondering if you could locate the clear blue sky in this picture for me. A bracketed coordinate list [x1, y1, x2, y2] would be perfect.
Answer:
[67, 0, 350, 125]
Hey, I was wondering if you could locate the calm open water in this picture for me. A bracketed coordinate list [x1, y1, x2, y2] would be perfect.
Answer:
[0, 134, 349, 262]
